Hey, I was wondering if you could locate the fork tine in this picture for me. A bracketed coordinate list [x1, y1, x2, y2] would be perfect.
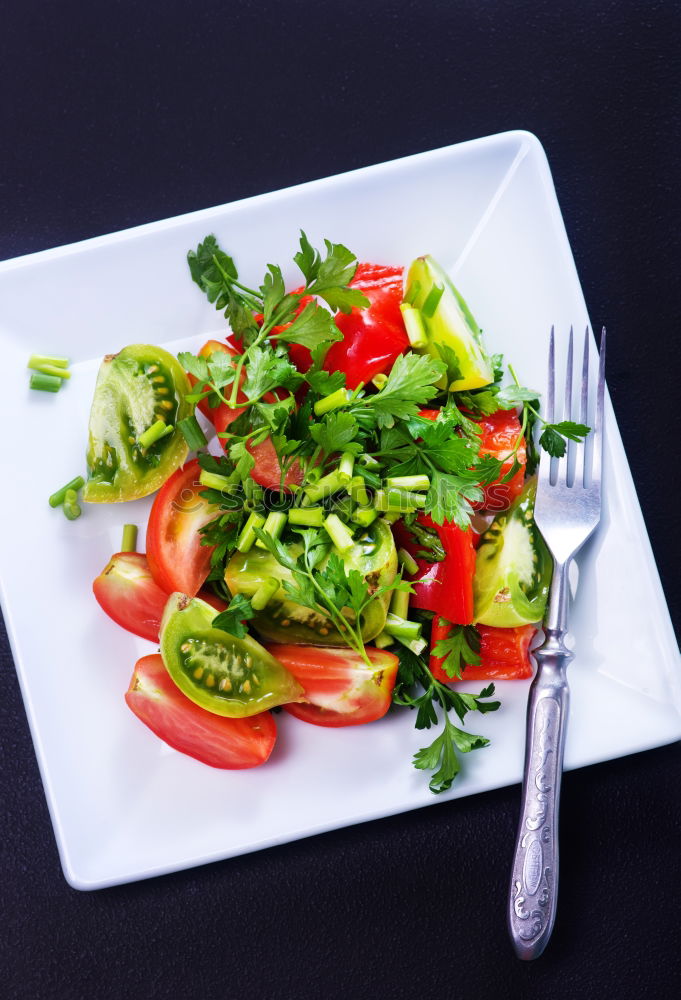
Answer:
[539, 326, 556, 485]
[591, 327, 606, 486]
[574, 327, 589, 487]
[558, 327, 574, 484]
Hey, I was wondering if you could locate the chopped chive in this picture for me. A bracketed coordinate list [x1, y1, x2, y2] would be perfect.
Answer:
[314, 387, 349, 416]
[138, 420, 173, 449]
[374, 489, 417, 514]
[373, 631, 395, 649]
[29, 373, 61, 392]
[31, 363, 71, 380]
[400, 304, 428, 349]
[62, 501, 81, 521]
[347, 476, 370, 506]
[371, 373, 388, 390]
[338, 452, 355, 480]
[288, 506, 325, 527]
[421, 283, 444, 318]
[27, 354, 69, 370]
[255, 511, 288, 548]
[305, 469, 348, 503]
[121, 524, 138, 552]
[49, 476, 85, 508]
[323, 513, 355, 553]
[403, 280, 421, 306]
[251, 577, 280, 611]
[383, 614, 422, 641]
[398, 548, 419, 576]
[356, 466, 382, 490]
[386, 474, 431, 492]
[178, 415, 208, 450]
[390, 588, 410, 620]
[236, 512, 266, 553]
[199, 470, 234, 492]
[352, 506, 378, 528]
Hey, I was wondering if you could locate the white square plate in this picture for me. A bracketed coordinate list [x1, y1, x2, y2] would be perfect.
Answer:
[1, 131, 679, 889]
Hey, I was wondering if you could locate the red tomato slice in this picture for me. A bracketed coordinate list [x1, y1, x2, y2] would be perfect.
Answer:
[265, 644, 399, 727]
[322, 263, 409, 389]
[430, 621, 536, 683]
[475, 410, 527, 511]
[185, 339, 242, 426]
[146, 459, 218, 596]
[393, 514, 476, 625]
[93, 552, 169, 642]
[126, 654, 277, 768]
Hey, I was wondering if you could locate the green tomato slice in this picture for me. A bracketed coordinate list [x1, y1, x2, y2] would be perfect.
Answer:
[160, 594, 304, 718]
[405, 255, 494, 391]
[83, 344, 192, 502]
[225, 519, 398, 645]
[473, 478, 552, 627]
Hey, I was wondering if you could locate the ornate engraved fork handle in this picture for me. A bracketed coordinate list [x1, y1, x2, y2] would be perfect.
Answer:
[508, 561, 572, 961]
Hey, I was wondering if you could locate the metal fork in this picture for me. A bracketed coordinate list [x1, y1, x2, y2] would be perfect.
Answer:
[508, 325, 606, 960]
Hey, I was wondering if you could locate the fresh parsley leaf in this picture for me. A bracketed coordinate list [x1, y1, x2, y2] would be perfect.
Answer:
[495, 384, 540, 408]
[310, 411, 361, 455]
[211, 593, 255, 639]
[431, 622, 481, 680]
[538, 421, 590, 457]
[436, 342, 463, 385]
[228, 440, 256, 479]
[242, 345, 302, 400]
[274, 300, 343, 350]
[365, 353, 445, 428]
[297, 235, 369, 314]
[260, 264, 287, 324]
[177, 352, 209, 383]
[306, 369, 346, 395]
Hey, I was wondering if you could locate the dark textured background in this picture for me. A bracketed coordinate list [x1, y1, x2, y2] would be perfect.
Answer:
[1, 1, 680, 997]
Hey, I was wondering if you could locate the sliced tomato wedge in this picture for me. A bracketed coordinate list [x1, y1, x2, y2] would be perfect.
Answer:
[146, 459, 218, 596]
[93, 552, 169, 642]
[393, 514, 476, 625]
[265, 644, 399, 727]
[474, 410, 527, 511]
[430, 621, 536, 682]
[125, 654, 277, 768]
[186, 339, 243, 428]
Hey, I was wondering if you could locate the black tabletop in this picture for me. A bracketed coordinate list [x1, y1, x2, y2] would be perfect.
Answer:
[2, 2, 680, 997]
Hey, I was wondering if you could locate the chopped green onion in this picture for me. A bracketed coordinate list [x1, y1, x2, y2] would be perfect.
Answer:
[288, 506, 325, 527]
[138, 420, 173, 449]
[338, 452, 355, 480]
[383, 614, 422, 641]
[62, 501, 81, 521]
[199, 470, 234, 492]
[347, 476, 370, 506]
[398, 548, 419, 576]
[402, 636, 428, 656]
[422, 283, 444, 318]
[332, 495, 355, 521]
[255, 511, 288, 548]
[374, 489, 416, 514]
[371, 373, 388, 390]
[27, 354, 69, 370]
[373, 631, 395, 649]
[236, 512, 266, 553]
[29, 373, 62, 392]
[64, 489, 78, 505]
[251, 577, 280, 611]
[314, 388, 349, 416]
[305, 466, 323, 485]
[49, 476, 85, 508]
[403, 280, 421, 306]
[121, 524, 138, 552]
[305, 469, 349, 503]
[390, 588, 410, 620]
[386, 474, 431, 492]
[323, 513, 355, 553]
[382, 511, 402, 524]
[30, 363, 71, 380]
[356, 466, 382, 490]
[352, 506, 378, 528]
[177, 415, 208, 450]
[400, 304, 428, 349]
[358, 453, 381, 470]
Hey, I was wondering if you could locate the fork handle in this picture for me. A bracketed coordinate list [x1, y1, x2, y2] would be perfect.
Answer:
[508, 629, 572, 960]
